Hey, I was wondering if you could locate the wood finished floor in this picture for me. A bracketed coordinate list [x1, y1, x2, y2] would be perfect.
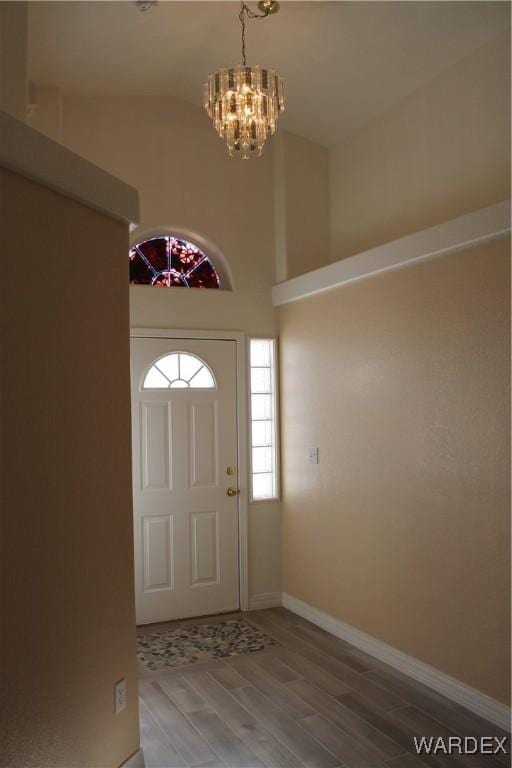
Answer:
[137, 608, 510, 768]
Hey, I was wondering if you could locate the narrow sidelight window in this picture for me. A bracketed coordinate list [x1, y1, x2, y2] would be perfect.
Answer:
[250, 339, 278, 501]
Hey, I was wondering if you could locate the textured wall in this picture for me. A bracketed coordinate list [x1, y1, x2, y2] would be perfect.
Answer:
[273, 131, 331, 281]
[0, 1, 28, 121]
[329, 32, 511, 260]
[62, 94, 279, 335]
[26, 86, 63, 142]
[0, 169, 139, 767]
[279, 237, 510, 704]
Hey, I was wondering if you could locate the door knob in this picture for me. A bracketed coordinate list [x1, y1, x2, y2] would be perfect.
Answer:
[227, 487, 239, 496]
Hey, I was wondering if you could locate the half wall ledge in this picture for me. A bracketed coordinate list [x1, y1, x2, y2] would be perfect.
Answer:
[0, 108, 139, 227]
[272, 200, 511, 306]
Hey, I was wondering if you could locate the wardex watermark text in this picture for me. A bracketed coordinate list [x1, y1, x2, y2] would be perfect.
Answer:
[414, 736, 509, 756]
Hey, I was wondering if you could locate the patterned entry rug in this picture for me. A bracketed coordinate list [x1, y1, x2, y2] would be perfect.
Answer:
[137, 619, 278, 671]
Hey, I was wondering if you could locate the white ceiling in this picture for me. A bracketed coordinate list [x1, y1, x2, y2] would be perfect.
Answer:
[28, 1, 509, 147]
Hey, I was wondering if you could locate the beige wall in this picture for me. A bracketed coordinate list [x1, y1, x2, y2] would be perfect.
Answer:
[0, 1, 28, 121]
[329, 32, 511, 260]
[279, 236, 511, 704]
[26, 85, 63, 142]
[274, 131, 331, 281]
[61, 93, 283, 599]
[0, 169, 139, 766]
[63, 95, 278, 335]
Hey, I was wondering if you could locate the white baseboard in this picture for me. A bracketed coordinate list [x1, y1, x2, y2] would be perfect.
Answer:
[120, 748, 145, 768]
[282, 592, 511, 731]
[248, 592, 282, 611]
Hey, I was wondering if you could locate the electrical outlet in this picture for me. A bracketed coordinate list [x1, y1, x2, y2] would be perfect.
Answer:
[114, 678, 126, 714]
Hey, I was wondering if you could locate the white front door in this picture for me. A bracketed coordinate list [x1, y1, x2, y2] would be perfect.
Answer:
[131, 337, 240, 624]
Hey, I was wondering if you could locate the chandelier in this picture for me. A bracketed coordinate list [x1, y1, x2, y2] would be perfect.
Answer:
[203, 1, 285, 159]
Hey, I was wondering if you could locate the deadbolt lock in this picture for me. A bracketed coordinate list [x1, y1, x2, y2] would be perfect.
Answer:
[226, 466, 235, 476]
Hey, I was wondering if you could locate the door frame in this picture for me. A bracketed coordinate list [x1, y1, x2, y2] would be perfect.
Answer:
[130, 327, 250, 612]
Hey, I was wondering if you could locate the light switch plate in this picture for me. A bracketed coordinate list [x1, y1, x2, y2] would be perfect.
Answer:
[308, 447, 319, 464]
[114, 678, 127, 714]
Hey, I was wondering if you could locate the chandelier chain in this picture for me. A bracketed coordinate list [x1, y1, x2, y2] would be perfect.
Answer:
[239, 1, 270, 66]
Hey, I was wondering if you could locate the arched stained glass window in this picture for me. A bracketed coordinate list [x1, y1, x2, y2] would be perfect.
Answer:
[130, 236, 220, 288]
[143, 353, 216, 389]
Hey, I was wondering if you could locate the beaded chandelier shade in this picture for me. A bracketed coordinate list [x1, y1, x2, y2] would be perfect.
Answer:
[203, 1, 285, 159]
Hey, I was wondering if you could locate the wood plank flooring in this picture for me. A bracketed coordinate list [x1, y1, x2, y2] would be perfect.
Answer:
[137, 608, 510, 768]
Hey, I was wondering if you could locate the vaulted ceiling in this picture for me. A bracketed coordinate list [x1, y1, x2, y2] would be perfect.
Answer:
[28, 1, 509, 147]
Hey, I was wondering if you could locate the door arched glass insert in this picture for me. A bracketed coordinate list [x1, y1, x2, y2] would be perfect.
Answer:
[143, 352, 216, 389]
[130, 235, 220, 288]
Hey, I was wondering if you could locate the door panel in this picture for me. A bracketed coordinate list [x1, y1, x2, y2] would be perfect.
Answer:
[131, 337, 239, 624]
[141, 402, 172, 491]
[143, 514, 173, 591]
[189, 401, 218, 488]
[190, 510, 219, 585]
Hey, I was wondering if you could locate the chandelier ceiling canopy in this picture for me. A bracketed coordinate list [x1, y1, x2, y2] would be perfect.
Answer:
[203, 1, 285, 159]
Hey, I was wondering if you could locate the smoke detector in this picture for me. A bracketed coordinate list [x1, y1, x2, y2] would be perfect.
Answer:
[136, 1, 157, 11]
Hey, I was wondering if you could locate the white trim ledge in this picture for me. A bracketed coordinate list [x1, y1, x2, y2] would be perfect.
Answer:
[0, 109, 139, 226]
[120, 748, 145, 768]
[273, 201, 511, 306]
[248, 592, 282, 611]
[282, 592, 511, 731]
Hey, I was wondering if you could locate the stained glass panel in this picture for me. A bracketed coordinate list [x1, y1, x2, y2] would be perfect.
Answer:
[129, 236, 220, 289]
